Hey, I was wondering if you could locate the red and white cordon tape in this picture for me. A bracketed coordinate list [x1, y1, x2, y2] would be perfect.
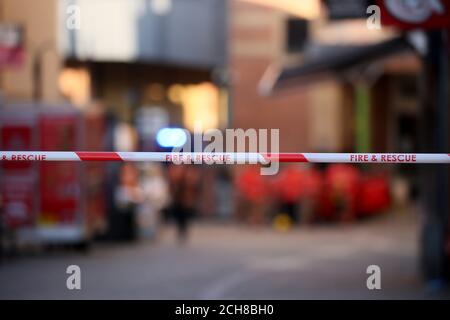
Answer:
[1, 151, 450, 164]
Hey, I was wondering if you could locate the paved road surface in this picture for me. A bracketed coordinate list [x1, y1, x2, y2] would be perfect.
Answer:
[1, 209, 449, 299]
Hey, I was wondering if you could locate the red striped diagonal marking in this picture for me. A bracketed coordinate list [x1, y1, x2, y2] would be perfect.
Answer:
[262, 153, 309, 163]
[76, 152, 122, 161]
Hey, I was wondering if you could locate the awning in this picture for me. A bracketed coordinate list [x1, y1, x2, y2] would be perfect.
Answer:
[259, 36, 414, 95]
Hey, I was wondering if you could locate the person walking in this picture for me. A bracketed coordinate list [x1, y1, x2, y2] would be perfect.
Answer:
[167, 164, 200, 243]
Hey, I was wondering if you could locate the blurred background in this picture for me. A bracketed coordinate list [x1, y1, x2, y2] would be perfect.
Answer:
[0, 0, 449, 299]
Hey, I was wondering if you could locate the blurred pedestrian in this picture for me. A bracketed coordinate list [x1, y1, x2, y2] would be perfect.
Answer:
[273, 165, 304, 225]
[167, 164, 200, 243]
[138, 163, 170, 239]
[301, 165, 322, 224]
[235, 166, 269, 225]
[267, 165, 305, 231]
[114, 163, 143, 240]
[324, 164, 360, 222]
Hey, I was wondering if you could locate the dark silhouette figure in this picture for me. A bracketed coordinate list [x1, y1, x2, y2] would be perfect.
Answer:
[167, 165, 200, 243]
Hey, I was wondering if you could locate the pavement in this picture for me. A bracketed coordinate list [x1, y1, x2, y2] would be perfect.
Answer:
[1, 208, 449, 299]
